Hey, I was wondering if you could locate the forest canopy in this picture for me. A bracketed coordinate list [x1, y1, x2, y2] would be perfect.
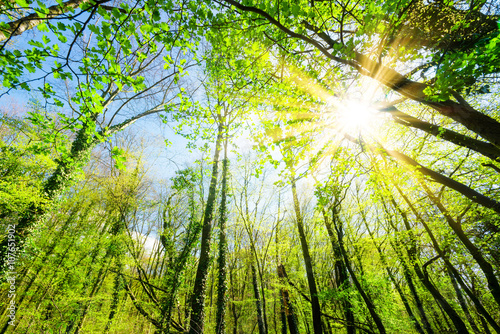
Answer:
[0, 0, 499, 333]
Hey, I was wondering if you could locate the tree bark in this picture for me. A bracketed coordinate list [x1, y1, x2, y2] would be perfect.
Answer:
[277, 264, 300, 334]
[321, 210, 355, 334]
[291, 179, 323, 334]
[216, 140, 229, 334]
[188, 126, 223, 334]
[333, 220, 387, 334]
[219, 0, 500, 147]
[0, 0, 108, 42]
[382, 106, 500, 162]
[252, 263, 267, 334]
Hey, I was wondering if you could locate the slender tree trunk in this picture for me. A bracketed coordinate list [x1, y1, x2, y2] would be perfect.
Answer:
[280, 299, 287, 334]
[275, 211, 296, 334]
[240, 176, 269, 334]
[418, 181, 500, 308]
[71, 258, 112, 334]
[379, 196, 435, 334]
[158, 186, 203, 333]
[229, 267, 240, 334]
[363, 220, 425, 334]
[392, 185, 500, 333]
[291, 179, 323, 334]
[216, 140, 229, 334]
[479, 314, 493, 334]
[188, 126, 223, 334]
[446, 266, 481, 334]
[322, 210, 355, 334]
[391, 206, 470, 334]
[103, 258, 124, 333]
[333, 220, 387, 334]
[277, 265, 300, 334]
[0, 122, 96, 276]
[252, 263, 267, 334]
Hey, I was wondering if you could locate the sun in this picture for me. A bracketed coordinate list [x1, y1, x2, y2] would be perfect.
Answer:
[335, 99, 379, 136]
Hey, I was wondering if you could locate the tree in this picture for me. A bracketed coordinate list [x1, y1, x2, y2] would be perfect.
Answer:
[213, 0, 500, 145]
[0, 0, 199, 274]
[1, 1, 500, 333]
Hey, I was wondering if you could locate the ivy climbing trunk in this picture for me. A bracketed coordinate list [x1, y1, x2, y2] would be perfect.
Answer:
[158, 186, 203, 333]
[216, 139, 229, 334]
[188, 125, 223, 334]
[0, 121, 97, 276]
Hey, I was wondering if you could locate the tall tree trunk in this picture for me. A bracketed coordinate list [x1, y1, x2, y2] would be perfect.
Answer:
[158, 180, 203, 333]
[291, 179, 323, 334]
[275, 209, 298, 334]
[363, 219, 425, 334]
[332, 220, 387, 334]
[216, 140, 229, 334]
[390, 203, 470, 334]
[277, 264, 300, 334]
[103, 258, 124, 333]
[229, 262, 246, 334]
[380, 195, 435, 334]
[322, 210, 355, 334]
[188, 126, 223, 334]
[0, 122, 96, 276]
[280, 298, 287, 334]
[418, 181, 500, 308]
[392, 184, 500, 333]
[73, 178, 135, 334]
[252, 263, 267, 334]
[240, 174, 269, 334]
[71, 256, 112, 334]
[446, 266, 481, 334]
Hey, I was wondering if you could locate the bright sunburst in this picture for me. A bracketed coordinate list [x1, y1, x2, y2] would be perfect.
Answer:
[336, 99, 380, 136]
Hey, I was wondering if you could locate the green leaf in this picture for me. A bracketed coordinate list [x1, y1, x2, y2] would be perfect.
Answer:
[88, 24, 100, 34]
[15, 0, 29, 7]
[38, 22, 49, 32]
[57, 34, 67, 43]
[57, 22, 67, 31]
